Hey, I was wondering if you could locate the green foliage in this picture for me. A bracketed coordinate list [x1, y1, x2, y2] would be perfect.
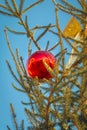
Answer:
[0, 0, 87, 130]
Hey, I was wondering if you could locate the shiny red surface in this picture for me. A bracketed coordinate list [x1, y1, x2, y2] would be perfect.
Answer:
[26, 51, 56, 79]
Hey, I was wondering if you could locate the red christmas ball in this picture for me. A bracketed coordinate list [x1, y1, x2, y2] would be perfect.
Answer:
[26, 50, 56, 79]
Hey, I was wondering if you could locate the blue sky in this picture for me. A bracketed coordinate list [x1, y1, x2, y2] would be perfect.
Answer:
[0, 0, 81, 129]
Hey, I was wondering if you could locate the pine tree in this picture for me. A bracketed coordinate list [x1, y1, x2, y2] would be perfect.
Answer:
[0, 0, 87, 130]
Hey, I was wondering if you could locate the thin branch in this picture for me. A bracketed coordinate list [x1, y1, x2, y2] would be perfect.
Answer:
[7, 125, 11, 130]
[5, 0, 16, 16]
[22, 0, 44, 14]
[21, 120, 24, 130]
[19, 16, 41, 50]
[16, 49, 25, 73]
[0, 3, 10, 10]
[62, 0, 87, 15]
[30, 24, 55, 31]
[21, 101, 36, 105]
[6, 60, 22, 86]
[71, 114, 81, 130]
[78, 0, 83, 7]
[52, 0, 87, 23]
[55, 7, 65, 70]
[12, 83, 26, 93]
[0, 10, 13, 16]
[19, 0, 25, 15]
[36, 24, 51, 42]
[45, 41, 49, 51]
[4, 30, 24, 83]
[28, 40, 32, 57]
[11, 0, 19, 14]
[10, 103, 19, 130]
[5, 26, 26, 35]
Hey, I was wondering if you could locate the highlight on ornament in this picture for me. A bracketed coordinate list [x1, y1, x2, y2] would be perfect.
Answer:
[26, 50, 56, 79]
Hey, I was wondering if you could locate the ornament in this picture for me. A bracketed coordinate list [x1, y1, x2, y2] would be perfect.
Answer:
[26, 50, 56, 79]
